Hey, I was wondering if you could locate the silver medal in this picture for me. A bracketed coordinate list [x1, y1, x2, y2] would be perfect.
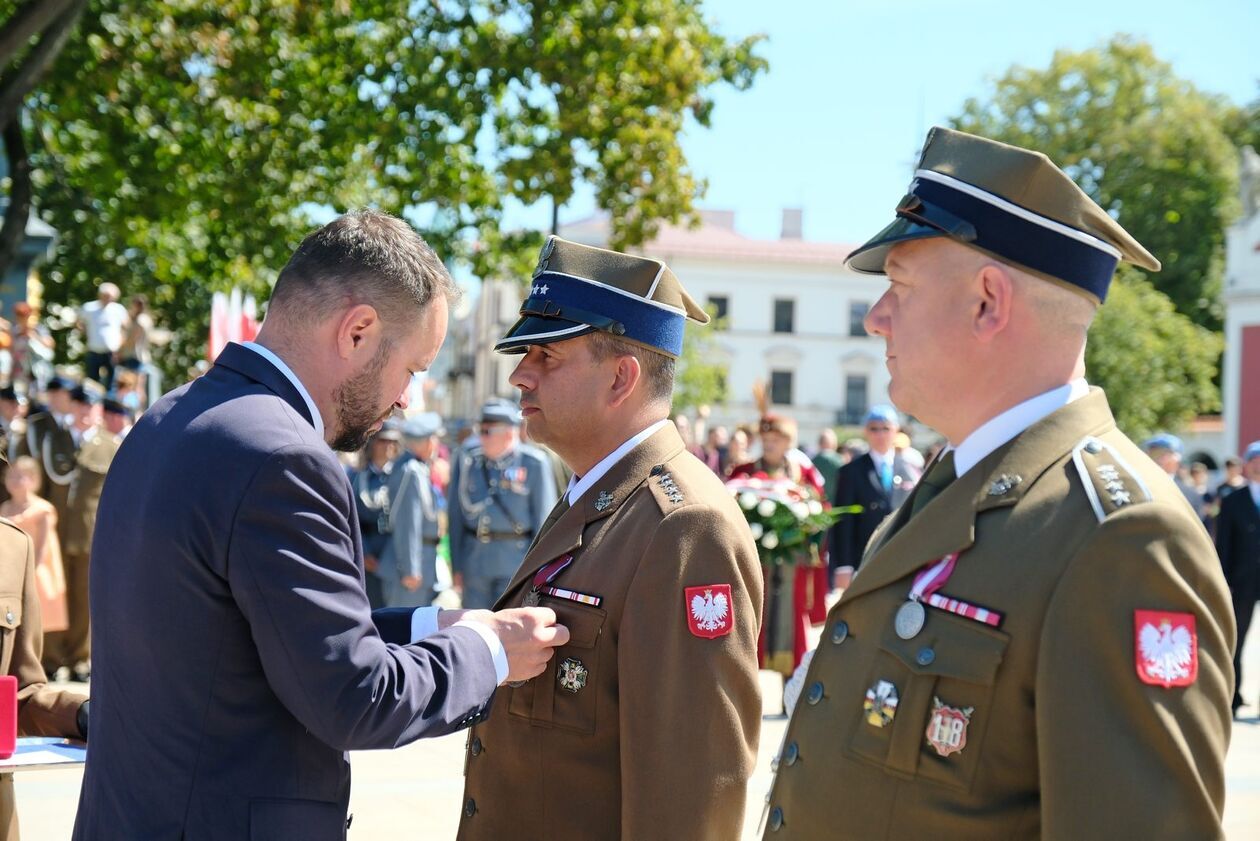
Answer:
[894, 599, 926, 640]
[523, 589, 541, 607]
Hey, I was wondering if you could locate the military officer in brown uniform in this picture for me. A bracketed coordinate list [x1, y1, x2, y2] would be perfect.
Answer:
[458, 237, 763, 840]
[763, 128, 1234, 839]
[0, 497, 90, 838]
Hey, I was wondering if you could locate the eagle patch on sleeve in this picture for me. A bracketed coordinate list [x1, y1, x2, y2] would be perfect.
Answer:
[1134, 610, 1197, 688]
[686, 584, 733, 639]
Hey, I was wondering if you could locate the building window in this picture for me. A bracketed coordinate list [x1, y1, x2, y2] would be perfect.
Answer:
[844, 375, 868, 424]
[770, 370, 794, 406]
[707, 295, 729, 322]
[773, 299, 795, 333]
[849, 302, 870, 337]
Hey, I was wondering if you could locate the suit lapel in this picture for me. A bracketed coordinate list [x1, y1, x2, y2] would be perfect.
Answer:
[862, 453, 886, 499]
[493, 424, 686, 609]
[212, 342, 315, 428]
[844, 388, 1117, 604]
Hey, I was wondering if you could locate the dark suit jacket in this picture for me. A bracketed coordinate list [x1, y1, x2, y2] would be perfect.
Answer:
[1217, 486, 1260, 602]
[73, 343, 498, 841]
[828, 452, 916, 574]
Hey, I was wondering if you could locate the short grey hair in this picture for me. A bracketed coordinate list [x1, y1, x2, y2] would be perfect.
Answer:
[268, 210, 460, 329]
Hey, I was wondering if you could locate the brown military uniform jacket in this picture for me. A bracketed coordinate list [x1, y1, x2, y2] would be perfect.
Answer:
[61, 427, 119, 557]
[459, 424, 763, 840]
[0, 518, 88, 840]
[764, 389, 1233, 839]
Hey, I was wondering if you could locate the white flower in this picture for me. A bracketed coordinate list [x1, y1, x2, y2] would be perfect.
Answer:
[739, 492, 758, 511]
[749, 522, 764, 539]
[757, 499, 777, 518]
[808, 500, 823, 515]
[761, 532, 780, 549]
[791, 502, 810, 519]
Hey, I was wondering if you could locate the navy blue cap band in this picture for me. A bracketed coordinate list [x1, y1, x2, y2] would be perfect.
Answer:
[908, 174, 1120, 301]
[496, 271, 687, 357]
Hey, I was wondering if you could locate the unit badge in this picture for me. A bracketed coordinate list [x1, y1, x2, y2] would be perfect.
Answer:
[863, 680, 899, 728]
[594, 490, 614, 511]
[557, 657, 588, 693]
[686, 584, 733, 639]
[1135, 610, 1197, 688]
[925, 697, 973, 757]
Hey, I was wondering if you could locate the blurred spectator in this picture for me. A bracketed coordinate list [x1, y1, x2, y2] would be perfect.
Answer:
[812, 428, 847, 502]
[117, 294, 154, 375]
[349, 425, 403, 609]
[1219, 457, 1247, 500]
[380, 414, 446, 608]
[841, 437, 868, 462]
[0, 456, 68, 634]
[1189, 461, 1217, 534]
[673, 412, 704, 459]
[1216, 440, 1260, 715]
[101, 399, 133, 439]
[829, 405, 921, 591]
[726, 426, 751, 475]
[1143, 433, 1203, 516]
[7, 302, 54, 388]
[894, 431, 926, 470]
[112, 369, 144, 415]
[699, 425, 729, 476]
[77, 282, 129, 390]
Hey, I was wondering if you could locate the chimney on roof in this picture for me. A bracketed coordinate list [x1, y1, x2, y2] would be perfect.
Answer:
[781, 208, 803, 240]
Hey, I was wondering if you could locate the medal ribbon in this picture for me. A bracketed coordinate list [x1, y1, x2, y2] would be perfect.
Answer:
[531, 554, 574, 593]
[909, 552, 1003, 628]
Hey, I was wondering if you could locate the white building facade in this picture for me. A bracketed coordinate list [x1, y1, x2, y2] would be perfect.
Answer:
[1223, 148, 1260, 457]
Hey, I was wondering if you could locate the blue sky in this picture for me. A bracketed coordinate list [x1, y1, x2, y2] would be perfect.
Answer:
[504, 0, 1259, 246]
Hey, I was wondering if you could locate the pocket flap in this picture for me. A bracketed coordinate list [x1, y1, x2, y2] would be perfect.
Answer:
[544, 600, 606, 649]
[0, 594, 21, 630]
[880, 610, 1008, 686]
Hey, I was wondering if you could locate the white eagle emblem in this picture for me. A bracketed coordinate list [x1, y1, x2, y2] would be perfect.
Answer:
[1139, 620, 1193, 684]
[690, 589, 729, 633]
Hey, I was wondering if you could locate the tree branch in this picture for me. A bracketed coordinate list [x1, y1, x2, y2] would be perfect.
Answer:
[0, 0, 87, 130]
[0, 114, 33, 280]
[0, 0, 78, 71]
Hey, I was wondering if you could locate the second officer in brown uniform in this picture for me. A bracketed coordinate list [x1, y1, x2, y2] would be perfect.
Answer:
[763, 128, 1235, 839]
[457, 237, 763, 840]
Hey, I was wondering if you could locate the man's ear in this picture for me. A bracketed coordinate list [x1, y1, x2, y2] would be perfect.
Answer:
[335, 304, 381, 360]
[972, 263, 1013, 343]
[607, 353, 643, 410]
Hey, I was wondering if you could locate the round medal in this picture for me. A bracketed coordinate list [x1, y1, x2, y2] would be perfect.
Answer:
[894, 600, 926, 640]
[522, 589, 541, 607]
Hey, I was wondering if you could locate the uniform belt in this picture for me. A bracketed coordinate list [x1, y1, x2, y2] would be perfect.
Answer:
[466, 528, 530, 543]
[423, 537, 441, 546]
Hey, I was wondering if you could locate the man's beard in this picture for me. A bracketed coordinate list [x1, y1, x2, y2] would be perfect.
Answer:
[329, 339, 395, 453]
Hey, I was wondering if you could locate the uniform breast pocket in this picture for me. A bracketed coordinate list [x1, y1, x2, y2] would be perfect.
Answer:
[848, 611, 1008, 793]
[0, 593, 22, 636]
[509, 600, 606, 735]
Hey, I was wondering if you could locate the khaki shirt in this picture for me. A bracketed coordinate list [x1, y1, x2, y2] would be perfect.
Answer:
[459, 425, 763, 840]
[764, 389, 1233, 839]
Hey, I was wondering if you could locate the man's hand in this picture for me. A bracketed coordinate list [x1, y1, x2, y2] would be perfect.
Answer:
[401, 575, 422, 591]
[447, 607, 569, 684]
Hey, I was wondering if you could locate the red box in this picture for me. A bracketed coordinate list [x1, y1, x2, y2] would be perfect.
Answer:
[0, 675, 17, 759]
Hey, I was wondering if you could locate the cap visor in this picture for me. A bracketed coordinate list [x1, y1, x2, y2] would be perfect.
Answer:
[845, 217, 947, 274]
[494, 315, 596, 354]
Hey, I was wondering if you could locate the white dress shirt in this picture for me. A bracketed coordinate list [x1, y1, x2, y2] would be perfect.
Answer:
[952, 379, 1090, 478]
[238, 342, 506, 682]
[564, 419, 671, 505]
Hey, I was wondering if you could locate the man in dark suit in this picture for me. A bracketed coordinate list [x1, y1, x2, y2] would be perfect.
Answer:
[828, 404, 920, 590]
[73, 211, 568, 841]
[1217, 440, 1260, 716]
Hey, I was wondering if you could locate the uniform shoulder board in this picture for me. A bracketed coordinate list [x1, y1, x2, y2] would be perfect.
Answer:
[1070, 436, 1153, 523]
[647, 462, 687, 510]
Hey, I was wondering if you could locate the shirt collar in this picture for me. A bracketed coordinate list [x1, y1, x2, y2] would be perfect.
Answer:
[241, 342, 325, 440]
[952, 379, 1089, 478]
[1250, 481, 1260, 507]
[868, 448, 893, 470]
[565, 419, 670, 504]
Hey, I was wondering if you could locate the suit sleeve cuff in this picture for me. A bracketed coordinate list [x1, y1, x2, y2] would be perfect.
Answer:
[409, 605, 442, 642]
[453, 620, 509, 685]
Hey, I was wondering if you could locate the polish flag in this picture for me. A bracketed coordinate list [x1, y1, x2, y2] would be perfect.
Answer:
[208, 289, 261, 361]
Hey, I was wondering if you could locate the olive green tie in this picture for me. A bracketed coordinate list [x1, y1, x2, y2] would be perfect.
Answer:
[909, 450, 957, 518]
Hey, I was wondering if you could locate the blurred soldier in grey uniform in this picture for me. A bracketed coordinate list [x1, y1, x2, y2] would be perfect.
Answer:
[350, 423, 403, 608]
[380, 413, 445, 608]
[450, 399, 557, 609]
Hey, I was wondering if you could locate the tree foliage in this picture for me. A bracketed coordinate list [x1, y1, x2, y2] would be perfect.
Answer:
[672, 310, 727, 413]
[1084, 267, 1222, 439]
[11, 0, 765, 383]
[951, 35, 1240, 331]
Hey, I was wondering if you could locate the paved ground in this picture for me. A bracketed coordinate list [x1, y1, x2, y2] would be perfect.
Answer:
[15, 638, 1260, 839]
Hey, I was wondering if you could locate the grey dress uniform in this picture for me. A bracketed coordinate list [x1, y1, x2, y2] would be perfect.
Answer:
[449, 442, 557, 609]
[379, 456, 440, 608]
[349, 460, 393, 609]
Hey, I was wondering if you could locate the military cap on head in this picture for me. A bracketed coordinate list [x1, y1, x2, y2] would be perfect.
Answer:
[0, 385, 18, 402]
[846, 126, 1160, 303]
[1142, 432, 1183, 455]
[403, 412, 445, 440]
[864, 404, 900, 426]
[1244, 441, 1260, 462]
[102, 398, 131, 418]
[480, 398, 521, 427]
[373, 418, 403, 442]
[494, 236, 709, 359]
[70, 382, 104, 406]
[45, 375, 71, 392]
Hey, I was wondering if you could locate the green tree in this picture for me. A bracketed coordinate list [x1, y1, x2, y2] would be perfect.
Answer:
[13, 0, 765, 383]
[1084, 267, 1222, 439]
[672, 311, 727, 413]
[951, 35, 1240, 331]
[1224, 87, 1260, 155]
